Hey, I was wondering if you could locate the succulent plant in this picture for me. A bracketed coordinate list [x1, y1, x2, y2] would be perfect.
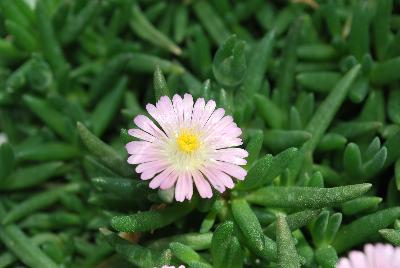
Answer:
[1, 0, 400, 268]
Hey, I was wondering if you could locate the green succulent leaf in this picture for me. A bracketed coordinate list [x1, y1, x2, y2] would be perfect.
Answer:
[333, 207, 400, 253]
[0, 143, 15, 181]
[380, 229, 400, 246]
[211, 221, 243, 268]
[212, 35, 247, 87]
[276, 215, 301, 268]
[246, 184, 371, 209]
[100, 228, 160, 268]
[232, 199, 265, 254]
[77, 122, 131, 177]
[111, 202, 195, 232]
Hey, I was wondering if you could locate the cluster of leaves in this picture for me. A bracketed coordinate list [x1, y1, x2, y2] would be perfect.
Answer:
[1, 0, 400, 267]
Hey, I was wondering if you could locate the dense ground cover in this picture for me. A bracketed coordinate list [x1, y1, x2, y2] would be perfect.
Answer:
[1, 0, 400, 267]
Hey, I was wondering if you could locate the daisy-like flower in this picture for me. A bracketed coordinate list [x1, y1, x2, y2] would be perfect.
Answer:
[126, 93, 248, 202]
[337, 243, 400, 268]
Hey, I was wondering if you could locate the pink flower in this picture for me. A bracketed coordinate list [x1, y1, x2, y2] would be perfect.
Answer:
[337, 243, 400, 268]
[126, 94, 248, 202]
[160, 266, 185, 268]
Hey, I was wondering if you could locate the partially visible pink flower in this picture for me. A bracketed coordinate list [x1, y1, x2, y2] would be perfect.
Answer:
[160, 266, 185, 268]
[337, 243, 400, 268]
[126, 94, 248, 202]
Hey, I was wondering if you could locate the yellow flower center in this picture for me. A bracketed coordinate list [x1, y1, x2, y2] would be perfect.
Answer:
[177, 131, 199, 153]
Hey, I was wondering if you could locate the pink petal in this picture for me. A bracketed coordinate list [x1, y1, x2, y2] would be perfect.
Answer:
[175, 173, 187, 202]
[207, 115, 233, 134]
[160, 170, 179, 189]
[212, 167, 235, 188]
[209, 137, 243, 150]
[157, 96, 179, 128]
[146, 103, 173, 137]
[202, 116, 234, 140]
[393, 247, 400, 266]
[338, 244, 400, 268]
[149, 167, 174, 189]
[199, 100, 216, 128]
[364, 244, 376, 266]
[200, 167, 225, 193]
[337, 259, 352, 268]
[213, 124, 241, 141]
[125, 141, 156, 154]
[134, 115, 167, 139]
[182, 94, 194, 127]
[191, 98, 205, 127]
[136, 160, 168, 176]
[192, 170, 213, 198]
[221, 125, 242, 137]
[212, 151, 247, 165]
[216, 148, 249, 158]
[128, 128, 156, 142]
[349, 251, 368, 268]
[127, 154, 159, 165]
[214, 161, 247, 180]
[157, 95, 174, 108]
[140, 166, 166, 180]
[203, 108, 225, 129]
[374, 243, 395, 267]
[184, 172, 193, 200]
[173, 94, 184, 129]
